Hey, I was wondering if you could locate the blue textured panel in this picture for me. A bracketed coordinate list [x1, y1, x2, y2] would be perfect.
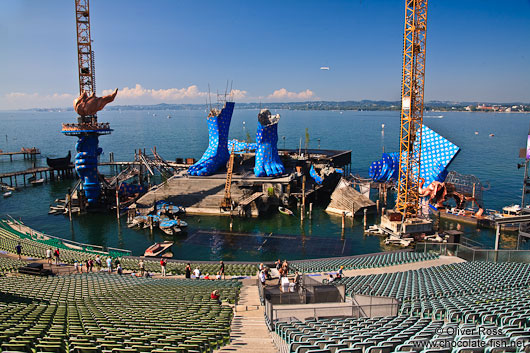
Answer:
[254, 114, 285, 177]
[369, 125, 459, 187]
[75, 135, 102, 204]
[228, 139, 258, 153]
[310, 165, 324, 184]
[188, 102, 235, 176]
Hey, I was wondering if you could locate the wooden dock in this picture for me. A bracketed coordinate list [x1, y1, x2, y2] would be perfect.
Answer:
[0, 148, 40, 161]
[0, 166, 74, 187]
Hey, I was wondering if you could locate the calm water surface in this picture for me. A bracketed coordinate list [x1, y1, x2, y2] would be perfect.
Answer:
[0, 109, 529, 260]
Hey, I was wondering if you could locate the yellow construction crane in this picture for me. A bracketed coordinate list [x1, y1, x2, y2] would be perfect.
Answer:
[75, 0, 96, 96]
[395, 0, 429, 220]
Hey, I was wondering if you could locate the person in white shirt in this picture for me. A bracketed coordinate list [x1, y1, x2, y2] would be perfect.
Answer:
[193, 267, 201, 279]
[106, 257, 112, 273]
[46, 248, 53, 265]
[74, 260, 79, 273]
[259, 270, 266, 285]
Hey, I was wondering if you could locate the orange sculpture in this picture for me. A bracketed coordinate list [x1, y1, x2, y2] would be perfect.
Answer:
[74, 88, 118, 116]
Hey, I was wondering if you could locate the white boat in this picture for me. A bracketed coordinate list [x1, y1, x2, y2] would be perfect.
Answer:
[144, 241, 173, 257]
[31, 178, 45, 186]
[3, 191, 12, 198]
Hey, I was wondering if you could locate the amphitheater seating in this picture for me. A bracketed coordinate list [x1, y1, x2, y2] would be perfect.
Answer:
[0, 220, 113, 265]
[276, 315, 530, 353]
[0, 256, 27, 275]
[336, 262, 530, 308]
[290, 252, 438, 273]
[120, 258, 258, 277]
[0, 273, 241, 352]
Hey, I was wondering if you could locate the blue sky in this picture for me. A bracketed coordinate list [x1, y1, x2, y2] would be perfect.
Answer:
[0, 0, 529, 109]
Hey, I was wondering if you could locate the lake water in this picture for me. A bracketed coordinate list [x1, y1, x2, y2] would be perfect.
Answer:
[1, 109, 529, 260]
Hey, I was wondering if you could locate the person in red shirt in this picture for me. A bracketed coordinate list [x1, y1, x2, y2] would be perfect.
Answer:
[160, 258, 167, 277]
[211, 290, 220, 303]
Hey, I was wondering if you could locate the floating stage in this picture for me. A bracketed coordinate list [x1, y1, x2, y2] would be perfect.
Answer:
[134, 148, 352, 217]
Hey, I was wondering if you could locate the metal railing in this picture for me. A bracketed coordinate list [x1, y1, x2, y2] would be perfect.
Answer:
[415, 242, 530, 263]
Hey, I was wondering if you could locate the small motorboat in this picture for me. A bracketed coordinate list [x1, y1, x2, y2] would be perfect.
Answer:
[144, 241, 174, 257]
[3, 191, 12, 198]
[159, 220, 182, 235]
[31, 178, 45, 186]
[489, 133, 495, 137]
[278, 206, 294, 216]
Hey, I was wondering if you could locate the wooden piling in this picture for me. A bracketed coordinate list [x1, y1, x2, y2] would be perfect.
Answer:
[116, 188, 120, 220]
[363, 208, 368, 230]
[342, 212, 345, 229]
[309, 203, 313, 219]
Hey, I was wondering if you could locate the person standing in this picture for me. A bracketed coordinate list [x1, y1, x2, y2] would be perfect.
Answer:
[106, 257, 112, 273]
[259, 270, 266, 285]
[15, 242, 22, 260]
[185, 263, 191, 279]
[88, 259, 94, 272]
[46, 248, 53, 265]
[95, 255, 102, 271]
[74, 260, 79, 273]
[193, 267, 201, 279]
[139, 259, 145, 277]
[219, 260, 225, 280]
[54, 248, 60, 265]
[160, 258, 167, 277]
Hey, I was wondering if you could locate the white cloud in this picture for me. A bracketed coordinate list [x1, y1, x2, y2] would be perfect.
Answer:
[1, 92, 74, 110]
[267, 88, 315, 101]
[101, 84, 247, 104]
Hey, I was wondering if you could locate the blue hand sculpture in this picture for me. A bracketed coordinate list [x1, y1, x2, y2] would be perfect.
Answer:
[75, 135, 103, 203]
[254, 109, 285, 177]
[188, 102, 235, 176]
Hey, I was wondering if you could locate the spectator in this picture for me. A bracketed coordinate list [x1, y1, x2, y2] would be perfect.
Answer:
[193, 267, 201, 279]
[259, 263, 264, 272]
[54, 248, 60, 265]
[216, 271, 221, 280]
[219, 260, 225, 279]
[95, 255, 102, 271]
[139, 259, 145, 277]
[160, 258, 167, 277]
[15, 242, 22, 260]
[337, 266, 344, 279]
[185, 263, 191, 279]
[259, 270, 266, 285]
[204, 273, 210, 280]
[210, 290, 221, 304]
[74, 260, 79, 273]
[46, 248, 52, 265]
[85, 259, 90, 273]
[275, 259, 281, 271]
[106, 257, 112, 273]
[88, 259, 94, 272]
[294, 271, 301, 287]
[117, 263, 123, 276]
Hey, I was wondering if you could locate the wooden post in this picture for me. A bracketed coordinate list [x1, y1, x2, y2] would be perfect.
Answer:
[116, 187, 120, 220]
[364, 208, 368, 230]
[67, 193, 72, 221]
[342, 212, 345, 229]
[23, 175, 26, 187]
[309, 203, 313, 220]
[302, 175, 306, 208]
[471, 183, 476, 209]
[376, 199, 380, 213]
[494, 223, 500, 251]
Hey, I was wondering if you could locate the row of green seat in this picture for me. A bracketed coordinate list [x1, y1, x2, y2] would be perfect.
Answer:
[276, 315, 530, 353]
[119, 258, 258, 277]
[290, 252, 438, 273]
[336, 262, 530, 303]
[0, 273, 242, 352]
[0, 256, 27, 275]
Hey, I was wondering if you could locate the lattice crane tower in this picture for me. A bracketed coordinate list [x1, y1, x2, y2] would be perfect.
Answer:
[396, 0, 428, 219]
[62, 0, 112, 205]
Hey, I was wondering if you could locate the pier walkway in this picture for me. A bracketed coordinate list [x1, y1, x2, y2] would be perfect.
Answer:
[0, 148, 40, 161]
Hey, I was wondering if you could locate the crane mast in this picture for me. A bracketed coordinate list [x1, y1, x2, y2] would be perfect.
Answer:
[396, 0, 428, 220]
[75, 0, 96, 97]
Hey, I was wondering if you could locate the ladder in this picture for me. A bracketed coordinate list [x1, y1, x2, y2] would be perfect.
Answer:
[221, 146, 236, 208]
